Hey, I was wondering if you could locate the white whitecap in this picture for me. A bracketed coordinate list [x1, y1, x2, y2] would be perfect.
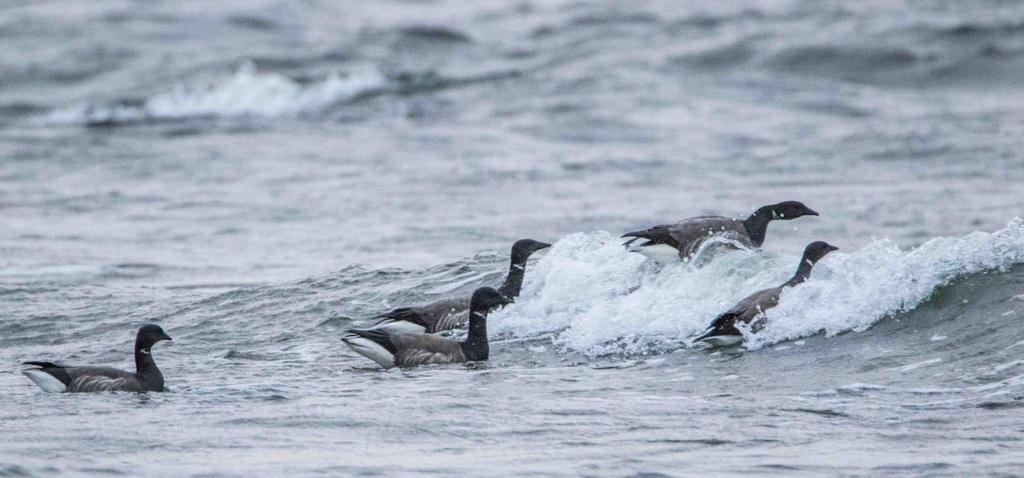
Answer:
[491, 218, 1024, 356]
[45, 62, 387, 125]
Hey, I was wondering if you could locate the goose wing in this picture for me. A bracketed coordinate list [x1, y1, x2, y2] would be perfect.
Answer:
[695, 287, 783, 343]
[24, 365, 145, 393]
[67, 368, 146, 393]
[667, 217, 751, 258]
[372, 296, 470, 333]
[624, 216, 751, 259]
[726, 287, 783, 324]
[622, 224, 681, 249]
[370, 307, 431, 334]
[391, 334, 466, 367]
[418, 297, 470, 332]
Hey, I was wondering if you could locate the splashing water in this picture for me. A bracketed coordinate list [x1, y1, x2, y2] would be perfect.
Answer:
[493, 219, 1024, 355]
[45, 62, 387, 125]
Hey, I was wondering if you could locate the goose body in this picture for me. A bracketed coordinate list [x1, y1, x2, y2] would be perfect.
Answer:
[21, 324, 172, 393]
[367, 296, 469, 335]
[367, 239, 549, 334]
[343, 287, 511, 368]
[696, 288, 782, 347]
[342, 328, 469, 368]
[623, 216, 753, 264]
[695, 241, 837, 347]
[623, 201, 818, 264]
[23, 364, 153, 393]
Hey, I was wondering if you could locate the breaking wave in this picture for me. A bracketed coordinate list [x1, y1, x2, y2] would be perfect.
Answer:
[493, 219, 1024, 356]
[44, 62, 387, 125]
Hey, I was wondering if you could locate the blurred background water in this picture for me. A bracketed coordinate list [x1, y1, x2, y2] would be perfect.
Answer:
[1, 1, 1023, 476]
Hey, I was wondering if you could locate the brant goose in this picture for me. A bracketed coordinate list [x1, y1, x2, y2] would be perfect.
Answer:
[342, 287, 511, 368]
[22, 324, 172, 393]
[694, 241, 838, 347]
[622, 201, 818, 263]
[368, 239, 549, 334]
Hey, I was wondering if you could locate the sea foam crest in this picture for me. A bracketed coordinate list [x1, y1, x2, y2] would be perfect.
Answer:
[492, 219, 1024, 356]
[46, 62, 386, 125]
[752, 218, 1024, 349]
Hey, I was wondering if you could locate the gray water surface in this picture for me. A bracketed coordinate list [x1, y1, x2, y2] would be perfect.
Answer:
[2, 1, 1024, 476]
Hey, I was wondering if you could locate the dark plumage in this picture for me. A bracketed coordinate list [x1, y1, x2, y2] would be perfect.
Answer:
[367, 239, 550, 334]
[342, 287, 512, 368]
[694, 241, 838, 347]
[21, 324, 172, 393]
[622, 201, 819, 263]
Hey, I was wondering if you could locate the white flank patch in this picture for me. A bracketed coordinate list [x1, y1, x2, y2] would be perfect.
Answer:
[367, 321, 426, 335]
[629, 244, 681, 264]
[699, 335, 744, 348]
[342, 337, 396, 368]
[22, 369, 67, 393]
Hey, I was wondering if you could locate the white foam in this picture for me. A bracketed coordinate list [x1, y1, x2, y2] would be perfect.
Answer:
[888, 358, 943, 372]
[46, 62, 386, 124]
[491, 219, 1024, 356]
[751, 217, 1024, 349]
[991, 360, 1023, 374]
[837, 383, 886, 393]
[1006, 340, 1024, 351]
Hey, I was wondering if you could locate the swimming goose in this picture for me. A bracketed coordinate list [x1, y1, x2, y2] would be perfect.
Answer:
[367, 239, 549, 334]
[342, 287, 512, 368]
[694, 241, 838, 347]
[22, 324, 172, 393]
[622, 201, 819, 264]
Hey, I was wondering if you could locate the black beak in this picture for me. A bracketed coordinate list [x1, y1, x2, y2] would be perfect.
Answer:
[161, 333, 173, 342]
[535, 242, 552, 251]
[692, 326, 717, 343]
[827, 245, 839, 252]
[501, 295, 515, 305]
[805, 208, 819, 216]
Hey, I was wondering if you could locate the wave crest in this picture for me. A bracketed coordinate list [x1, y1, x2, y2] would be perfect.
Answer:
[45, 62, 387, 125]
[493, 219, 1024, 356]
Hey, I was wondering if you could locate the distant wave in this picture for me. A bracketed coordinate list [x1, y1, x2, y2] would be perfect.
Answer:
[764, 45, 919, 77]
[0, 262, 166, 282]
[39, 61, 520, 127]
[492, 219, 1024, 355]
[664, 14, 1024, 86]
[936, 20, 1024, 38]
[394, 25, 472, 43]
[43, 62, 387, 126]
